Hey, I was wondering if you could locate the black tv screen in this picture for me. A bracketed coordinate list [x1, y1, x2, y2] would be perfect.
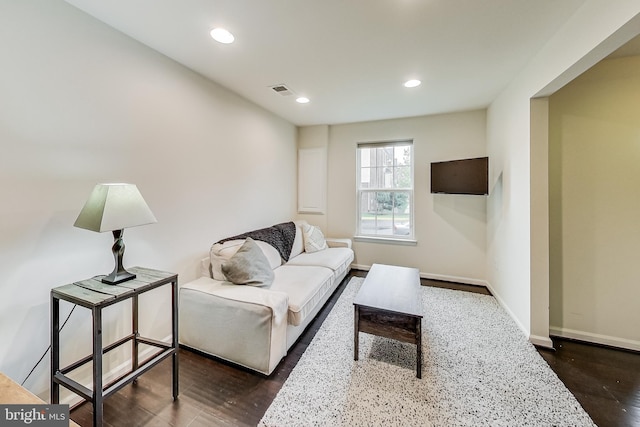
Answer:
[430, 157, 488, 195]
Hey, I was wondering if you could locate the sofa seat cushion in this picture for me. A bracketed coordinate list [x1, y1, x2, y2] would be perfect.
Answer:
[270, 265, 334, 326]
[180, 277, 289, 325]
[286, 247, 354, 275]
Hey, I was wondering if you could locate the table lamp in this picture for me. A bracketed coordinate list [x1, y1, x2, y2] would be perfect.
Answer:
[74, 183, 157, 285]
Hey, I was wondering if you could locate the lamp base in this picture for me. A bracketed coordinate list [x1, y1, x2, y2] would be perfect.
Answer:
[102, 229, 136, 285]
[102, 270, 136, 285]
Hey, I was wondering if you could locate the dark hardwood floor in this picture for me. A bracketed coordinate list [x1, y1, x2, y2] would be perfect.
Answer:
[538, 338, 640, 427]
[70, 270, 640, 427]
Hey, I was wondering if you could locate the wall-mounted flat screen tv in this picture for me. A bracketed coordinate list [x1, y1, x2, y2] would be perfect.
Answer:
[430, 157, 488, 195]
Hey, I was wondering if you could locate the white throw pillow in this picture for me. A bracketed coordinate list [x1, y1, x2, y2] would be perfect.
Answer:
[303, 223, 328, 253]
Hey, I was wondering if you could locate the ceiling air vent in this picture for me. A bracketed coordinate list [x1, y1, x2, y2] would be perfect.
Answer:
[270, 84, 294, 96]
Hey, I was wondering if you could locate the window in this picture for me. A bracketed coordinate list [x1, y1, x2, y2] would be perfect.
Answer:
[357, 141, 414, 240]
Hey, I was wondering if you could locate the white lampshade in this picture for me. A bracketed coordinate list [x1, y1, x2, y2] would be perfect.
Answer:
[74, 183, 157, 232]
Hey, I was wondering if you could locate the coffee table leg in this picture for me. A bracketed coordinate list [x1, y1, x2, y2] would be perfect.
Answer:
[354, 305, 359, 361]
[416, 318, 422, 379]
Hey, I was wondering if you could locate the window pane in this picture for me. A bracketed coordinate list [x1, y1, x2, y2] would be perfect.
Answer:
[359, 192, 376, 235]
[394, 165, 411, 188]
[394, 145, 411, 166]
[360, 167, 371, 187]
[359, 191, 412, 236]
[359, 191, 391, 236]
[360, 147, 371, 167]
[392, 192, 411, 236]
[358, 143, 412, 190]
[378, 146, 393, 169]
[371, 166, 382, 188]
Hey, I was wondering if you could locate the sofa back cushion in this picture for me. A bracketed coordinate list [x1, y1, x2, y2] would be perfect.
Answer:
[289, 220, 307, 259]
[210, 239, 282, 281]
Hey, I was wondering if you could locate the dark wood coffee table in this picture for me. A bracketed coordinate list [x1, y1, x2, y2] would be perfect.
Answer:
[353, 263, 423, 378]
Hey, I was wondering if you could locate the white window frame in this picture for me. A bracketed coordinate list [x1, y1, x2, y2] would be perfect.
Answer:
[356, 140, 415, 243]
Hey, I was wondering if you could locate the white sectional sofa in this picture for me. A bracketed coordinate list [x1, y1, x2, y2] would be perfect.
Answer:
[179, 220, 354, 375]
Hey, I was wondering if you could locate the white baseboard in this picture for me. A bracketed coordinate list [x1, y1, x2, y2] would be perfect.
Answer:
[549, 326, 640, 352]
[529, 334, 554, 349]
[484, 281, 530, 341]
[420, 272, 489, 288]
[351, 263, 371, 271]
[350, 264, 488, 288]
[476, 282, 555, 348]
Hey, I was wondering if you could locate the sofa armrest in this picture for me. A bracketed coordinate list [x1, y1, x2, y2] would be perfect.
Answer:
[179, 277, 289, 375]
[325, 238, 352, 249]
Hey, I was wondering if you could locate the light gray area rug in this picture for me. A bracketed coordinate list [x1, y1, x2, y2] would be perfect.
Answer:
[259, 277, 595, 427]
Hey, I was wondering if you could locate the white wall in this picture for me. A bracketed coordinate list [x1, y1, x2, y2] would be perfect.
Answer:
[529, 98, 551, 347]
[549, 55, 640, 351]
[487, 0, 640, 343]
[0, 0, 297, 399]
[323, 111, 487, 284]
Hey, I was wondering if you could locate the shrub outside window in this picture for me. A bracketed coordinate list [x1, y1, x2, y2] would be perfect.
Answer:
[357, 141, 414, 240]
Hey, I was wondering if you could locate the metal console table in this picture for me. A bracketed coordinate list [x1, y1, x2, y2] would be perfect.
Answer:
[51, 267, 178, 427]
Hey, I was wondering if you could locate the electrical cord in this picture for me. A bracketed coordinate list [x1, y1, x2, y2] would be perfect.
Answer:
[21, 275, 105, 387]
[21, 304, 77, 387]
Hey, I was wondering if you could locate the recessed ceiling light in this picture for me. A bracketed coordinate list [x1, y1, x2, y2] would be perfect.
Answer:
[210, 28, 234, 44]
[404, 79, 421, 88]
[296, 97, 310, 104]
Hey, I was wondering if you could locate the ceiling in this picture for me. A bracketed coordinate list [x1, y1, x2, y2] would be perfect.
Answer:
[65, 0, 593, 126]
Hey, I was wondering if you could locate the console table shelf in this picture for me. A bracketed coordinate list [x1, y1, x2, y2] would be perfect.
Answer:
[51, 267, 178, 427]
